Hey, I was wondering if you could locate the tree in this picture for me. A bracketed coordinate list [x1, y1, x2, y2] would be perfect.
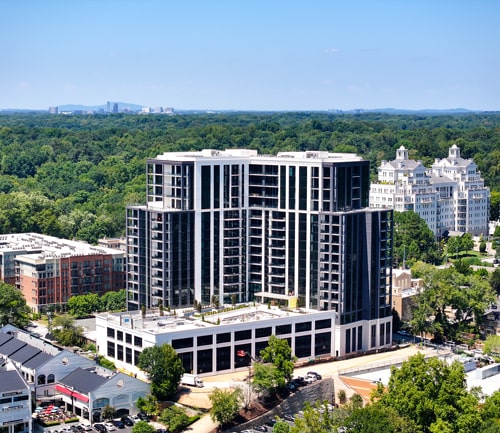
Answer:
[489, 268, 500, 295]
[409, 262, 495, 341]
[137, 344, 184, 400]
[101, 289, 126, 312]
[131, 421, 155, 433]
[51, 314, 85, 346]
[349, 393, 364, 409]
[461, 233, 475, 254]
[208, 387, 242, 427]
[101, 404, 115, 421]
[0, 281, 31, 328]
[343, 404, 421, 433]
[67, 293, 101, 318]
[273, 421, 291, 433]
[289, 401, 338, 433]
[337, 389, 347, 405]
[447, 236, 463, 260]
[393, 211, 441, 266]
[447, 234, 475, 260]
[136, 395, 160, 417]
[374, 353, 483, 433]
[259, 335, 296, 388]
[483, 335, 500, 356]
[158, 405, 190, 433]
[252, 362, 278, 396]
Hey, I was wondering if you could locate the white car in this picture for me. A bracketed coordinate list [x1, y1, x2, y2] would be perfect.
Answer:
[104, 423, 116, 431]
[304, 375, 316, 384]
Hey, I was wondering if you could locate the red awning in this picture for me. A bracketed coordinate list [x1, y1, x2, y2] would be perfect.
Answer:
[55, 385, 89, 403]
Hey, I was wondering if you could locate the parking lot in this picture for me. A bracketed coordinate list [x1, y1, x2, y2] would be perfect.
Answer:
[37, 417, 164, 433]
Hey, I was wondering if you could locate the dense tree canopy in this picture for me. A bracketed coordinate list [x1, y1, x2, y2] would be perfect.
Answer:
[67, 289, 126, 318]
[0, 112, 499, 243]
[393, 211, 441, 266]
[409, 262, 496, 341]
[373, 354, 487, 433]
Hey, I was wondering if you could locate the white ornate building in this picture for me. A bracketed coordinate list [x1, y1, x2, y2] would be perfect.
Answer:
[370, 144, 489, 237]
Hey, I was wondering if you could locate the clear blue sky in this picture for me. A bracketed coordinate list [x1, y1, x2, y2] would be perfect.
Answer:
[2, 0, 499, 111]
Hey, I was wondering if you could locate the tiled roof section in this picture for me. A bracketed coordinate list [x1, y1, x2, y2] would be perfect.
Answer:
[9, 344, 42, 364]
[0, 369, 27, 393]
[60, 368, 107, 394]
[0, 333, 13, 347]
[386, 159, 420, 170]
[23, 351, 52, 369]
[0, 338, 27, 357]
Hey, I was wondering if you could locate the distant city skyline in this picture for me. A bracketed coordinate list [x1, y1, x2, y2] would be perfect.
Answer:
[2, 1, 499, 112]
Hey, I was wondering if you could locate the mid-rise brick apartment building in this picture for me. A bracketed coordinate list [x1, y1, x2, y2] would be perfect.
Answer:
[0, 233, 126, 313]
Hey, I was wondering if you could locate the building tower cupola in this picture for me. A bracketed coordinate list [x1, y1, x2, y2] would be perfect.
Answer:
[449, 144, 460, 159]
[396, 146, 408, 161]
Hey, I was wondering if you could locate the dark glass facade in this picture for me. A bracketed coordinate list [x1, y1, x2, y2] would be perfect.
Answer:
[126, 150, 393, 349]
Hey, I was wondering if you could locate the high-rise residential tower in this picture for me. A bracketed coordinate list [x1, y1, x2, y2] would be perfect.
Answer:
[370, 145, 489, 237]
[126, 149, 393, 349]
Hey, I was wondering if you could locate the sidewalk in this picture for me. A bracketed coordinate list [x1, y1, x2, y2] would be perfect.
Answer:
[184, 413, 218, 433]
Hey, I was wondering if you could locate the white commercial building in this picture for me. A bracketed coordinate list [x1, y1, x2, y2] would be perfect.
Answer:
[96, 304, 393, 376]
[370, 144, 489, 237]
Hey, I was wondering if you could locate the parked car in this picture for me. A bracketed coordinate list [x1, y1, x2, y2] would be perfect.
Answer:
[254, 426, 268, 432]
[130, 415, 141, 424]
[283, 413, 295, 422]
[93, 424, 106, 433]
[137, 412, 150, 422]
[307, 371, 322, 380]
[81, 425, 93, 432]
[293, 376, 306, 386]
[104, 423, 116, 431]
[121, 416, 134, 427]
[265, 418, 277, 427]
[112, 420, 125, 429]
[304, 375, 316, 384]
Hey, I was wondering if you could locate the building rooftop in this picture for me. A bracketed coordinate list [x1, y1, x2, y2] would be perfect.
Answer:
[0, 232, 124, 261]
[99, 304, 330, 335]
[60, 367, 109, 394]
[151, 149, 364, 163]
[0, 369, 27, 393]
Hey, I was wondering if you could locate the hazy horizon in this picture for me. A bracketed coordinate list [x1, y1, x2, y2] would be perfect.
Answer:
[2, 1, 499, 112]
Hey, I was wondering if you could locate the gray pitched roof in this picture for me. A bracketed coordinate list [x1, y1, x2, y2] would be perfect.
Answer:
[0, 338, 27, 357]
[60, 367, 108, 394]
[23, 351, 53, 369]
[0, 369, 27, 393]
[0, 333, 13, 346]
[9, 344, 42, 364]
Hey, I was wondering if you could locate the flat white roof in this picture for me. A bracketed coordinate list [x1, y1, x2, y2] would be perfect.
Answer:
[99, 304, 334, 335]
[0, 233, 124, 261]
[151, 149, 363, 163]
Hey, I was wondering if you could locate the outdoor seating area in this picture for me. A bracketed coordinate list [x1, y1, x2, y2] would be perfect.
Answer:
[34, 404, 77, 425]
